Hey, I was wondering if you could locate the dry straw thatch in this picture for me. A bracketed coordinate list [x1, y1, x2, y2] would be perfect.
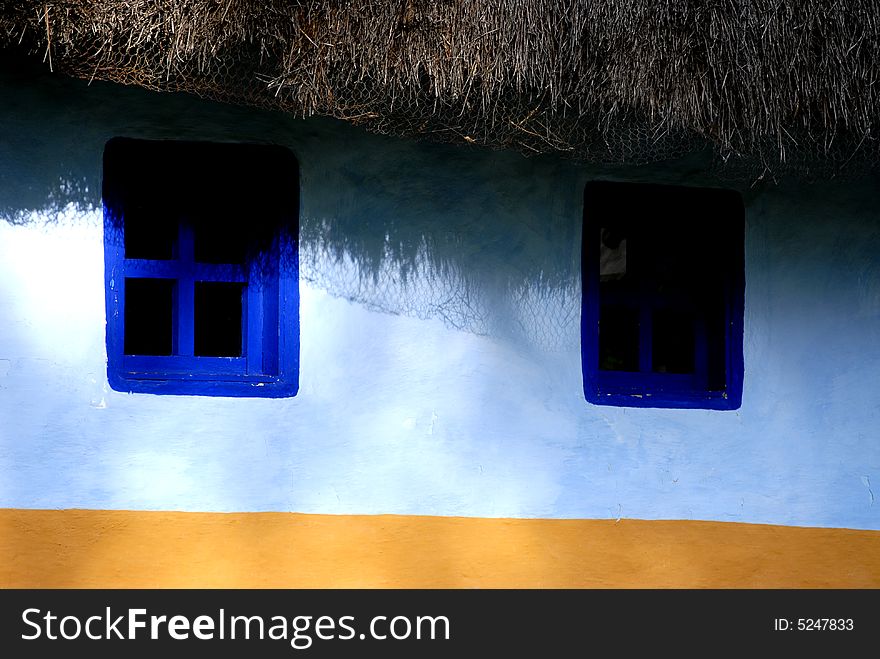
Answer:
[1, 0, 878, 175]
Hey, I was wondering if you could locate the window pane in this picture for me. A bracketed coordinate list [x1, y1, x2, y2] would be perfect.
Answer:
[193, 212, 249, 264]
[194, 282, 244, 357]
[652, 309, 695, 374]
[599, 306, 639, 371]
[599, 227, 627, 281]
[124, 203, 176, 260]
[705, 302, 728, 391]
[124, 278, 174, 355]
[643, 224, 718, 300]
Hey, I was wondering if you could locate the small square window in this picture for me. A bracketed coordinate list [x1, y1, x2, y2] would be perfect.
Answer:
[581, 182, 744, 409]
[103, 138, 299, 397]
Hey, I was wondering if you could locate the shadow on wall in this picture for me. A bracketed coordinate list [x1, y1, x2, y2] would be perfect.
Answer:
[0, 53, 99, 220]
[0, 49, 590, 350]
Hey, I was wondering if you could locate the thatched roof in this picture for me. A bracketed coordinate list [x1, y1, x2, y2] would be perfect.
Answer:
[2, 1, 879, 176]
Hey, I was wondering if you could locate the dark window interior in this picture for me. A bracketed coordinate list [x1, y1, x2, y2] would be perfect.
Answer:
[123, 202, 176, 260]
[194, 281, 244, 357]
[124, 278, 174, 355]
[652, 308, 695, 374]
[599, 305, 639, 371]
[193, 208, 249, 265]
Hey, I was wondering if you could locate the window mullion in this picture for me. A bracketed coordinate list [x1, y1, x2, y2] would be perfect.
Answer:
[246, 280, 262, 374]
[693, 312, 709, 389]
[177, 222, 195, 357]
[638, 273, 652, 373]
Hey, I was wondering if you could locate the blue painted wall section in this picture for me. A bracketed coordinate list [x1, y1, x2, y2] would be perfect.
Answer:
[0, 62, 879, 530]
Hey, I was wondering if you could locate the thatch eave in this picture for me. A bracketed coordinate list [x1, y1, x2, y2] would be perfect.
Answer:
[1, 0, 878, 177]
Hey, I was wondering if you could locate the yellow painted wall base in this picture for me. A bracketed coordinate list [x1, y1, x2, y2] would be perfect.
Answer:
[2, 509, 878, 588]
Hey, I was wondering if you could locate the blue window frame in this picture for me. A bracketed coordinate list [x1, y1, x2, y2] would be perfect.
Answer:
[581, 181, 744, 410]
[103, 138, 299, 397]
